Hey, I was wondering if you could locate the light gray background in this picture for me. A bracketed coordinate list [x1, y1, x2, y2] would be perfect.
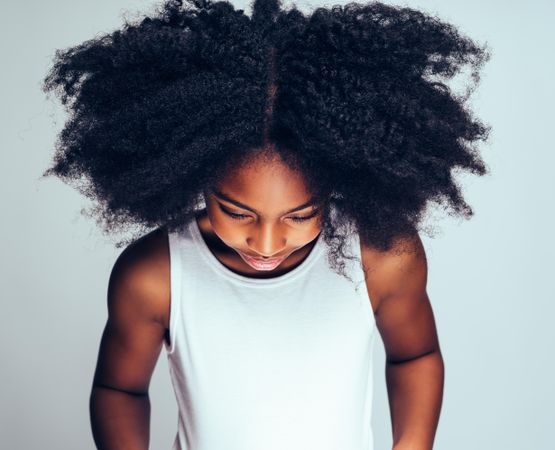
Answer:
[2, 0, 553, 449]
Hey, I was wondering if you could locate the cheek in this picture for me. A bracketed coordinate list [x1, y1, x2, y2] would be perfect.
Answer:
[207, 206, 321, 247]
[210, 216, 242, 244]
[309, 228, 322, 243]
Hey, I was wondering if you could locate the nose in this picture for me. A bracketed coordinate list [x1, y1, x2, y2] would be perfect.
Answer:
[247, 222, 286, 258]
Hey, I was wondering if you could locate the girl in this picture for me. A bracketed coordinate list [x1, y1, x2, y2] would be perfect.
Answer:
[42, 0, 490, 449]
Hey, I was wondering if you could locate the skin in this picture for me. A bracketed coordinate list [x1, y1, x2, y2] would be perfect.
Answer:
[197, 153, 324, 279]
[89, 152, 444, 450]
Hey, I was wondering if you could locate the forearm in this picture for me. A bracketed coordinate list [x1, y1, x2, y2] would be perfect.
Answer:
[386, 349, 444, 450]
[90, 385, 151, 450]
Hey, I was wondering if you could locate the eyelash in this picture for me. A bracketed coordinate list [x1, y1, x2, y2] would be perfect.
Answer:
[218, 204, 318, 223]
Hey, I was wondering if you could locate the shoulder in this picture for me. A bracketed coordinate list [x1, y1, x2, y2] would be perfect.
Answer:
[359, 232, 428, 315]
[108, 226, 170, 329]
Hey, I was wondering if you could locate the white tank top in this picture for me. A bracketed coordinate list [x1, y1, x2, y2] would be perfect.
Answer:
[165, 213, 377, 450]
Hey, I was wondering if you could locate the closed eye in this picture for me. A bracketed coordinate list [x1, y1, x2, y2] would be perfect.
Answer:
[218, 204, 319, 223]
[289, 209, 320, 222]
[220, 207, 250, 220]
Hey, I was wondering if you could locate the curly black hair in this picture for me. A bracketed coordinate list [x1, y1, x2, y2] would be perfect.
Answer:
[41, 0, 490, 281]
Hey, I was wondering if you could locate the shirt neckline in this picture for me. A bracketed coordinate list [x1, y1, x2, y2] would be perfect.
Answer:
[188, 215, 326, 287]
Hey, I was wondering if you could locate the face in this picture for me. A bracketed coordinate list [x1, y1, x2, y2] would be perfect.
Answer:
[203, 154, 323, 272]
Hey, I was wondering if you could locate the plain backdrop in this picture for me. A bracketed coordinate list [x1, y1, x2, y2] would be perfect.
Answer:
[1, 0, 553, 449]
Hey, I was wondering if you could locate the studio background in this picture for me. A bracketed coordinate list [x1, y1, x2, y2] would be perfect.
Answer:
[2, 0, 553, 449]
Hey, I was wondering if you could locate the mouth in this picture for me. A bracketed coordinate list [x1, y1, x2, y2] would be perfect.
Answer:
[237, 251, 287, 271]
[244, 253, 283, 261]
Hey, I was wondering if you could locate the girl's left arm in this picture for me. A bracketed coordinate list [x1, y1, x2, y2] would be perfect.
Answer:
[361, 233, 444, 450]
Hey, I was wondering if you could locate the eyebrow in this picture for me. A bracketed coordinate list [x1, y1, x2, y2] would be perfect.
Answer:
[211, 188, 317, 216]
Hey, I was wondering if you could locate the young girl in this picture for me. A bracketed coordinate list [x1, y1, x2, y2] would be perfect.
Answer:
[42, 0, 490, 449]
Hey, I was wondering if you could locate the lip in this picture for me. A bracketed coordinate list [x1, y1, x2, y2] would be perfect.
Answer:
[238, 250, 287, 270]
[246, 254, 282, 261]
[241, 250, 285, 260]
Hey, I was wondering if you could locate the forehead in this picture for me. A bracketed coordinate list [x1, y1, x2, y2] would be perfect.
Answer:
[214, 157, 313, 213]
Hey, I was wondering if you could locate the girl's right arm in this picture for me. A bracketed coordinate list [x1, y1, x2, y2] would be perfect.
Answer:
[89, 230, 170, 450]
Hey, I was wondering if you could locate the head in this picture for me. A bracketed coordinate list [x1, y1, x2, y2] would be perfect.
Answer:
[40, 0, 491, 282]
[202, 150, 323, 271]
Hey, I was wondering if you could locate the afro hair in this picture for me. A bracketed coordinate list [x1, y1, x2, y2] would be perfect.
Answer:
[41, 0, 491, 280]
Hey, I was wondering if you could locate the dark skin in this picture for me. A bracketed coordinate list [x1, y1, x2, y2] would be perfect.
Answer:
[90, 152, 444, 450]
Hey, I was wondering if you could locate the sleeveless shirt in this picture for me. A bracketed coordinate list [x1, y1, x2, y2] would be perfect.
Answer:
[164, 213, 377, 450]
